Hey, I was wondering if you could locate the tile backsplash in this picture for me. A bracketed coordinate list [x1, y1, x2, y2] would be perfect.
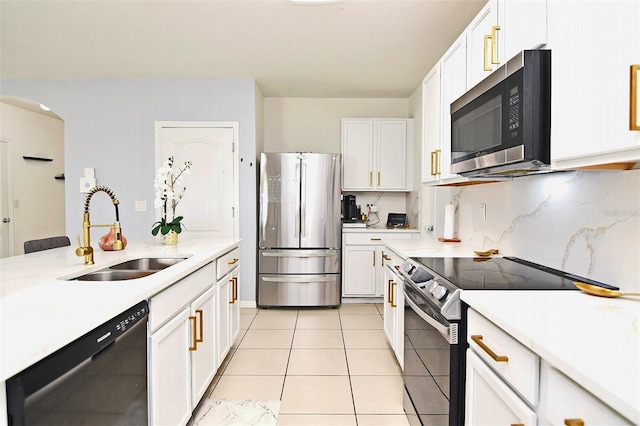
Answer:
[445, 170, 639, 291]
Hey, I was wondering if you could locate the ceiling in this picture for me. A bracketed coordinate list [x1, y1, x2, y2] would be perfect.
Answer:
[0, 0, 485, 98]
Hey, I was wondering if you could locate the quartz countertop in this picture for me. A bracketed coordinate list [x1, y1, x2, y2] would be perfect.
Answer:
[461, 290, 640, 424]
[383, 236, 485, 258]
[0, 234, 240, 381]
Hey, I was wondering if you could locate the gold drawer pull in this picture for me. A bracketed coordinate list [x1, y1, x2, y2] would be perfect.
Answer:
[471, 335, 508, 362]
[383, 254, 392, 261]
[491, 25, 501, 65]
[564, 420, 584, 426]
[430, 151, 437, 176]
[394, 265, 400, 270]
[370, 238, 381, 241]
[631, 65, 639, 130]
[227, 258, 239, 265]
[390, 281, 397, 307]
[511, 424, 525, 426]
[387, 279, 393, 304]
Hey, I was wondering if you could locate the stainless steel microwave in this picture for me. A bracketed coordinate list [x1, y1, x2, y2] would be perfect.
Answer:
[450, 50, 551, 177]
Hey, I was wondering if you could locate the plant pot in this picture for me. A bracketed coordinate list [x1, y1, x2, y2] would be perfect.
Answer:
[161, 230, 178, 245]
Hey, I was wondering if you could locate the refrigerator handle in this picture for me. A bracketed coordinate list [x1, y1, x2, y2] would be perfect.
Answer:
[295, 162, 301, 238]
[301, 161, 307, 238]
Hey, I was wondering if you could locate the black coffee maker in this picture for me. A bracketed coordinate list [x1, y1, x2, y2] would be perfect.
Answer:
[343, 195, 358, 222]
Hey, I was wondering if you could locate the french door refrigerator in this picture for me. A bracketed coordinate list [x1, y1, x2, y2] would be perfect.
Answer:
[258, 152, 342, 307]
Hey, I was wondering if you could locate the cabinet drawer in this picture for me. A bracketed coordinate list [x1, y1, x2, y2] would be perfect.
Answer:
[467, 308, 540, 406]
[216, 246, 240, 279]
[344, 232, 414, 245]
[540, 362, 632, 425]
[382, 248, 404, 271]
[149, 262, 215, 333]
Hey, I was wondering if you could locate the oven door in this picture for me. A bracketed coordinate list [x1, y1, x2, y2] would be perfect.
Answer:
[403, 281, 466, 426]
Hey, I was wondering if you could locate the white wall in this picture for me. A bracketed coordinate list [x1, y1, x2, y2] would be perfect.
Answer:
[0, 79, 259, 303]
[263, 97, 410, 153]
[0, 102, 65, 255]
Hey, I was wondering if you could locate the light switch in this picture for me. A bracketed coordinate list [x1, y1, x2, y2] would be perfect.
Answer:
[135, 201, 147, 212]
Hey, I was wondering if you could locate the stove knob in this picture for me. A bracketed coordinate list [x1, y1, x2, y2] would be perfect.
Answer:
[425, 280, 438, 293]
[431, 285, 448, 300]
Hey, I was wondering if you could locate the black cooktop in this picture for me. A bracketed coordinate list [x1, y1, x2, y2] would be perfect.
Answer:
[410, 256, 618, 291]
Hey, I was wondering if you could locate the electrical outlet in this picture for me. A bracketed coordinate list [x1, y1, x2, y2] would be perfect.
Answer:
[480, 203, 487, 221]
[135, 201, 147, 212]
[367, 204, 378, 213]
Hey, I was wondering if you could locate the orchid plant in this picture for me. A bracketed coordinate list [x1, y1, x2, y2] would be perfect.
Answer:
[152, 156, 193, 236]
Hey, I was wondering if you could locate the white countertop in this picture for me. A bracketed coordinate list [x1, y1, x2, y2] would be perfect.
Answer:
[342, 226, 420, 233]
[461, 290, 640, 424]
[383, 236, 485, 258]
[0, 234, 240, 381]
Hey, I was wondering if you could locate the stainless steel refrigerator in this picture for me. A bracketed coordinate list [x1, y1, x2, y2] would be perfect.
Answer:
[258, 152, 342, 307]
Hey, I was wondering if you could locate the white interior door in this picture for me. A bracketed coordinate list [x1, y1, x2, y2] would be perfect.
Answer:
[0, 140, 12, 258]
[157, 122, 238, 239]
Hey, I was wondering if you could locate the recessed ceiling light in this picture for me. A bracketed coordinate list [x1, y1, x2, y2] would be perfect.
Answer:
[39, 103, 51, 111]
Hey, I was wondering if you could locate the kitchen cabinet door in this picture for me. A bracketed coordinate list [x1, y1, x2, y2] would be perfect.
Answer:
[499, 0, 547, 64]
[377, 120, 409, 190]
[229, 266, 240, 349]
[216, 273, 232, 364]
[149, 307, 192, 426]
[465, 349, 536, 426]
[440, 33, 468, 181]
[383, 263, 404, 368]
[421, 64, 442, 183]
[190, 287, 216, 408]
[548, 0, 640, 169]
[342, 119, 375, 190]
[466, 0, 499, 89]
[342, 245, 379, 297]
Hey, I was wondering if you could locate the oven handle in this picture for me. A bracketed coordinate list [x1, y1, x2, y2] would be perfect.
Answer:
[404, 292, 453, 343]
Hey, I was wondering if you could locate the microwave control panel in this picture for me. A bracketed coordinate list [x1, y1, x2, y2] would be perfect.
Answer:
[508, 85, 520, 137]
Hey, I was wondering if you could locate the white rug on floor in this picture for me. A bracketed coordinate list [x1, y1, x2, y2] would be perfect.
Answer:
[191, 399, 280, 425]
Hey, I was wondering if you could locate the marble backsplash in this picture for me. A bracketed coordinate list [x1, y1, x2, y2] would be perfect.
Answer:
[447, 169, 639, 292]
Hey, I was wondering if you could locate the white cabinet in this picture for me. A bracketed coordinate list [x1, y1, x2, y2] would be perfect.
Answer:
[465, 349, 536, 425]
[548, 0, 640, 169]
[466, 0, 547, 89]
[342, 118, 414, 191]
[148, 261, 217, 426]
[421, 64, 441, 183]
[466, 307, 633, 425]
[149, 307, 192, 426]
[216, 247, 241, 364]
[538, 361, 633, 426]
[342, 231, 417, 298]
[382, 248, 404, 369]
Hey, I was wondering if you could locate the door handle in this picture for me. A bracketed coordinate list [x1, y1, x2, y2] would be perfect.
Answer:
[390, 281, 397, 307]
[491, 25, 500, 65]
[195, 310, 204, 343]
[2, 218, 10, 223]
[189, 316, 198, 351]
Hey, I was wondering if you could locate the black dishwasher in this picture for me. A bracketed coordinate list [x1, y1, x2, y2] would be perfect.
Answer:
[6, 301, 149, 425]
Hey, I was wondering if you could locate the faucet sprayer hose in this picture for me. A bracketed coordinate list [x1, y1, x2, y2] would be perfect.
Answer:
[83, 185, 120, 214]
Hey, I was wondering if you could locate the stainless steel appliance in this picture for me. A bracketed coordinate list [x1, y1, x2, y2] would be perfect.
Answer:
[450, 50, 551, 178]
[258, 152, 342, 307]
[6, 301, 149, 425]
[399, 256, 616, 425]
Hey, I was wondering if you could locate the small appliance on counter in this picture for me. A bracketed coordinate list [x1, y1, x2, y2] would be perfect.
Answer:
[342, 194, 358, 222]
[385, 213, 407, 228]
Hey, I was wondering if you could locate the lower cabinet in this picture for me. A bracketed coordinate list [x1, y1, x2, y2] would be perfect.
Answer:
[466, 307, 633, 425]
[342, 230, 418, 298]
[382, 256, 404, 369]
[148, 245, 241, 426]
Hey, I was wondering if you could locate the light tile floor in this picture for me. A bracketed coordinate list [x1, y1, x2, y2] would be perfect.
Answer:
[196, 303, 410, 425]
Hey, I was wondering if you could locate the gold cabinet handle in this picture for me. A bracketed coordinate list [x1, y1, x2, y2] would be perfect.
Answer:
[383, 254, 392, 261]
[435, 149, 441, 175]
[564, 420, 585, 426]
[631, 65, 640, 130]
[390, 281, 397, 307]
[511, 424, 525, 426]
[195, 309, 204, 343]
[370, 238, 382, 241]
[189, 316, 198, 351]
[229, 277, 235, 304]
[430, 151, 437, 176]
[387, 279, 393, 304]
[369, 171, 373, 186]
[471, 335, 509, 362]
[227, 258, 239, 265]
[394, 265, 400, 270]
[372, 251, 375, 266]
[377, 171, 381, 186]
[484, 34, 492, 71]
[234, 277, 238, 301]
[491, 25, 501, 65]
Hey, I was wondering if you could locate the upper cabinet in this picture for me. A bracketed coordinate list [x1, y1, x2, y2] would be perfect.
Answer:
[547, 0, 640, 169]
[342, 118, 414, 191]
[467, 0, 547, 89]
[422, 0, 548, 185]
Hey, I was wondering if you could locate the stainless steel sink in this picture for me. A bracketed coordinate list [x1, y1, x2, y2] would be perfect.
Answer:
[68, 257, 189, 281]
[108, 257, 188, 271]
[74, 270, 157, 281]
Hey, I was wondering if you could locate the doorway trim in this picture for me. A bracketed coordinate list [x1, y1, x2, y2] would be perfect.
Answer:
[154, 121, 240, 239]
[0, 139, 15, 257]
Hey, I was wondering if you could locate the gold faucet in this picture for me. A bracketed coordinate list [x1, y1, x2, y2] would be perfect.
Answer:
[76, 185, 124, 265]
